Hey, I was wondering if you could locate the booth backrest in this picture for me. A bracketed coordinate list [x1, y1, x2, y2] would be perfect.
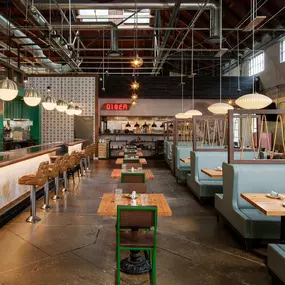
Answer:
[168, 142, 173, 159]
[222, 163, 285, 210]
[176, 146, 192, 168]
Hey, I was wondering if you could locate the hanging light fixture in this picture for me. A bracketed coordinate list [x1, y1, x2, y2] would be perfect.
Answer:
[0, 77, 18, 101]
[169, 123, 173, 128]
[126, 122, 131, 127]
[175, 43, 191, 119]
[66, 101, 76, 115]
[24, 87, 41, 106]
[143, 122, 148, 128]
[131, 81, 139, 90]
[0, 3, 18, 102]
[134, 122, 140, 127]
[151, 122, 157, 128]
[74, 105, 82, 116]
[235, 0, 271, 110]
[160, 122, 164, 128]
[56, 100, 68, 112]
[131, 93, 138, 100]
[208, 0, 233, 115]
[185, 29, 202, 117]
[130, 5, 143, 68]
[131, 100, 137, 106]
[42, 94, 57, 110]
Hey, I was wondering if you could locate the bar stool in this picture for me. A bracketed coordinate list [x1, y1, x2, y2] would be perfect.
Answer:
[18, 161, 49, 223]
[48, 157, 62, 201]
[81, 145, 91, 171]
[61, 154, 70, 192]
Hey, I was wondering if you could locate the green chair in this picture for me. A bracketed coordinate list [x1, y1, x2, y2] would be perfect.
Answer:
[123, 158, 140, 163]
[121, 172, 146, 183]
[116, 205, 157, 285]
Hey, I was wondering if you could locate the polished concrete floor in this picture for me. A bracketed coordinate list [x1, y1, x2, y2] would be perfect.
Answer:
[0, 160, 271, 285]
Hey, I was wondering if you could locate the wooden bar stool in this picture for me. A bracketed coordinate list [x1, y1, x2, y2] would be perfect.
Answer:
[18, 161, 49, 223]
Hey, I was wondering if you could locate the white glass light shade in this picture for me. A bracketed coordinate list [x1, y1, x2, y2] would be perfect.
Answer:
[175, 113, 189, 119]
[185, 109, 202, 116]
[0, 77, 18, 101]
[74, 105, 82, 115]
[23, 88, 41, 106]
[66, 103, 76, 115]
[56, 100, 68, 112]
[42, 95, 56, 110]
[208, 102, 234, 114]
[235, 93, 272, 109]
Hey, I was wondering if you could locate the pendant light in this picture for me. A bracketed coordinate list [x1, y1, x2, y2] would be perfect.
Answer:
[169, 123, 173, 128]
[126, 122, 131, 127]
[0, 4, 18, 102]
[74, 105, 82, 116]
[24, 87, 41, 106]
[160, 122, 164, 128]
[131, 100, 137, 106]
[131, 93, 138, 100]
[208, 0, 233, 115]
[185, 29, 202, 117]
[152, 122, 157, 128]
[175, 43, 190, 119]
[235, 0, 271, 109]
[130, 5, 143, 68]
[131, 80, 139, 90]
[143, 122, 148, 128]
[56, 100, 68, 112]
[66, 101, 76, 115]
[42, 94, 57, 110]
[134, 122, 140, 127]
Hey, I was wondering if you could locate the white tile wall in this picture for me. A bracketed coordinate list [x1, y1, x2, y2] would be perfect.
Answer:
[28, 76, 96, 143]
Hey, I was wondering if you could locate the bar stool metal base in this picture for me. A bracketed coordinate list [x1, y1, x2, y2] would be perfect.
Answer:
[40, 204, 52, 210]
[52, 195, 62, 200]
[26, 215, 41, 224]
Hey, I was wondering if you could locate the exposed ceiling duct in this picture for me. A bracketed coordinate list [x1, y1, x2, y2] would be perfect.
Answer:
[34, 1, 221, 41]
[0, 14, 80, 73]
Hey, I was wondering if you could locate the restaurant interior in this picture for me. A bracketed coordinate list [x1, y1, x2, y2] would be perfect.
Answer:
[0, 0, 285, 284]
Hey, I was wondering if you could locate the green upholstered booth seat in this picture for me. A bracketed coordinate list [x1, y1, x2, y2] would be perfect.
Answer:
[123, 158, 140, 163]
[268, 244, 285, 284]
[125, 150, 137, 154]
[121, 172, 146, 183]
[215, 163, 283, 244]
[175, 146, 192, 183]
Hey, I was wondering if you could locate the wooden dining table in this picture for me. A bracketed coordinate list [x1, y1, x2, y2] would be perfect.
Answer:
[118, 152, 143, 157]
[110, 169, 154, 180]
[241, 193, 285, 244]
[115, 158, 147, 165]
[201, 169, 223, 178]
[180, 157, 191, 164]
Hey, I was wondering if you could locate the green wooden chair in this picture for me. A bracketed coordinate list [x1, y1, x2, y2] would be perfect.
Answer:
[116, 205, 157, 285]
[121, 172, 146, 183]
[123, 158, 140, 163]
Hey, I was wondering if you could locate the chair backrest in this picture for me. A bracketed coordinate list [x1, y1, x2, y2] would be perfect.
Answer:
[116, 183, 147, 193]
[124, 154, 138, 158]
[125, 150, 137, 154]
[117, 205, 157, 229]
[176, 146, 192, 168]
[123, 158, 140, 163]
[124, 163, 142, 169]
[121, 172, 146, 183]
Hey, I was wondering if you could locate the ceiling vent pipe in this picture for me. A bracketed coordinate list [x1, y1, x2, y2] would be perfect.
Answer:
[35, 1, 221, 40]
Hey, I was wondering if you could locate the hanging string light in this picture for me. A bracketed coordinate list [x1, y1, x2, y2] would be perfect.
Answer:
[208, 0, 233, 115]
[130, 81, 139, 90]
[184, 29, 202, 117]
[235, 0, 271, 109]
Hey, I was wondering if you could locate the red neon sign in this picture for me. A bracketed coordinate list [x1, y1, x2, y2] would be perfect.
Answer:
[102, 103, 131, 111]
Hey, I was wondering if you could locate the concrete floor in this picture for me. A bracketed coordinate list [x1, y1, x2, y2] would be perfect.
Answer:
[0, 160, 271, 285]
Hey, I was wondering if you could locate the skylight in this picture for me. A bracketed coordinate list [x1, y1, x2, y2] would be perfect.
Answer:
[78, 9, 150, 27]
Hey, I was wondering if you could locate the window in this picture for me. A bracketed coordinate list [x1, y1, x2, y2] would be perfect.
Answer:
[233, 117, 240, 145]
[248, 52, 264, 76]
[280, 39, 285, 63]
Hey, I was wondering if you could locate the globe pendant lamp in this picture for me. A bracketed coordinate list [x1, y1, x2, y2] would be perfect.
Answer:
[0, 77, 18, 101]
[74, 105, 82, 116]
[235, 93, 272, 109]
[185, 29, 202, 117]
[131, 100, 137, 106]
[66, 102, 76, 115]
[131, 81, 139, 90]
[130, 54, 143, 68]
[207, 0, 232, 115]
[24, 88, 42, 107]
[42, 95, 57, 110]
[131, 93, 138, 101]
[56, 100, 68, 112]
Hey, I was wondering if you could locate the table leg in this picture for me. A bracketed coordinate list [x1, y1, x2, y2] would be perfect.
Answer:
[120, 250, 151, 275]
[281, 216, 285, 244]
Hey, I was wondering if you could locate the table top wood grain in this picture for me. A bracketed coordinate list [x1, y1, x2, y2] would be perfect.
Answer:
[110, 169, 154, 180]
[119, 152, 143, 157]
[97, 193, 172, 217]
[180, 157, 191, 164]
[241, 193, 285, 216]
[115, 158, 147, 165]
[201, 169, 223, 178]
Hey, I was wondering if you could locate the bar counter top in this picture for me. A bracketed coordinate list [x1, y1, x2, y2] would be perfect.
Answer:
[0, 139, 87, 168]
